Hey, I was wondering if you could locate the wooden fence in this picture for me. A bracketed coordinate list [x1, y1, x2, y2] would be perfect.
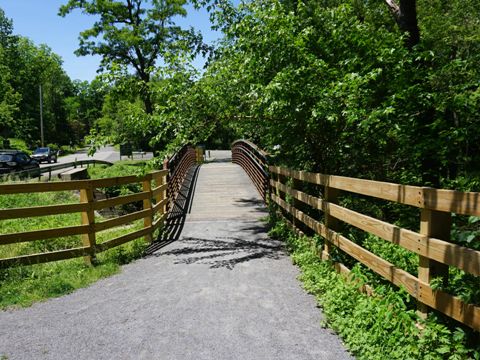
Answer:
[268, 165, 480, 331]
[0, 170, 168, 268]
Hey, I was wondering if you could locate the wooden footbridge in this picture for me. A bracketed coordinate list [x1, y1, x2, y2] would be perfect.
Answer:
[0, 140, 479, 358]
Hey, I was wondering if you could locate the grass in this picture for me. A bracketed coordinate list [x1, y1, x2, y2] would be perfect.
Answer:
[87, 159, 150, 179]
[0, 162, 156, 309]
[0, 235, 147, 309]
[6, 138, 31, 154]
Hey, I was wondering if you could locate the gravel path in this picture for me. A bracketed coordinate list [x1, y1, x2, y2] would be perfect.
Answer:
[0, 151, 353, 360]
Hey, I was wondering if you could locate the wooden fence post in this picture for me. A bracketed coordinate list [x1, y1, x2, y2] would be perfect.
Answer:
[271, 169, 279, 198]
[80, 185, 96, 266]
[278, 173, 290, 223]
[163, 157, 171, 213]
[152, 173, 162, 206]
[269, 169, 283, 220]
[278, 173, 287, 201]
[162, 172, 168, 217]
[417, 208, 451, 317]
[143, 175, 153, 243]
[196, 146, 204, 164]
[322, 186, 340, 261]
[292, 177, 303, 231]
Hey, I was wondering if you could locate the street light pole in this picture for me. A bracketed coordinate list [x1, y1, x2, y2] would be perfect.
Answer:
[39, 84, 44, 147]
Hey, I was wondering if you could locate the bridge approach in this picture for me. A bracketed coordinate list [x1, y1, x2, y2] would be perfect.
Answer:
[0, 150, 352, 359]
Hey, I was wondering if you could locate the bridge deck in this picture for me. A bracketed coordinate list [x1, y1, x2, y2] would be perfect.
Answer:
[0, 150, 352, 360]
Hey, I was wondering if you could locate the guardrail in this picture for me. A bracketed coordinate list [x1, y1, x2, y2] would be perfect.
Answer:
[0, 170, 167, 268]
[269, 165, 480, 331]
[0, 159, 114, 181]
[231, 140, 269, 200]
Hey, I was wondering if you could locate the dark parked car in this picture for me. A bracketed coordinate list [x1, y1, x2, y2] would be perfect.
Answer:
[31, 147, 58, 163]
[0, 150, 40, 176]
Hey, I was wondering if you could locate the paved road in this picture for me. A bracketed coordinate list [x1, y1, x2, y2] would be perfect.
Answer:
[39, 145, 153, 168]
[37, 146, 154, 180]
[0, 150, 352, 360]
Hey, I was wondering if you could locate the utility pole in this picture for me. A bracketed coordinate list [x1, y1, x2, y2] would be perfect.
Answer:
[39, 84, 44, 147]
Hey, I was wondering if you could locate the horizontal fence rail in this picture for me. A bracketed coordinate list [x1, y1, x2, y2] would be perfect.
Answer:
[0, 170, 167, 268]
[268, 165, 480, 331]
[232, 140, 269, 200]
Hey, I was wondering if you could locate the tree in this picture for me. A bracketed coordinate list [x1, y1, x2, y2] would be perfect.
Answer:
[0, 7, 13, 48]
[0, 48, 20, 137]
[64, 78, 107, 142]
[6, 38, 74, 145]
[193, 0, 480, 189]
[59, 0, 204, 114]
[0, 9, 20, 137]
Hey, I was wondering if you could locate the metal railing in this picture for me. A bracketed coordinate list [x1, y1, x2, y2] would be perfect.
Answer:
[163, 145, 198, 212]
[231, 140, 269, 200]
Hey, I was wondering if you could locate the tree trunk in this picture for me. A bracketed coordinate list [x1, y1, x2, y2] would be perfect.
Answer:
[385, 0, 420, 48]
[385, 0, 439, 187]
[399, 0, 420, 48]
[138, 72, 153, 115]
[143, 90, 153, 115]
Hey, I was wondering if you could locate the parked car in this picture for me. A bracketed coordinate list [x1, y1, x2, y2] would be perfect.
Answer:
[31, 147, 58, 163]
[0, 150, 40, 176]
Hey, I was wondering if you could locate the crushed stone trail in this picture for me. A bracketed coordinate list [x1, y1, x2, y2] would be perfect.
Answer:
[0, 150, 353, 360]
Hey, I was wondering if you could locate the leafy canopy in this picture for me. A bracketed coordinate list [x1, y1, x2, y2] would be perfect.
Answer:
[60, 0, 201, 76]
[59, 0, 204, 114]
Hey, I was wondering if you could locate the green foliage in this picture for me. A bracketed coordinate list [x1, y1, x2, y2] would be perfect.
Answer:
[362, 234, 418, 275]
[0, 6, 90, 147]
[0, 51, 20, 134]
[270, 219, 480, 359]
[64, 79, 107, 143]
[88, 160, 150, 212]
[9, 38, 74, 145]
[191, 0, 480, 187]
[149, 63, 232, 150]
[198, 0, 413, 175]
[6, 138, 30, 154]
[0, 9, 20, 137]
[451, 215, 480, 251]
[87, 160, 148, 180]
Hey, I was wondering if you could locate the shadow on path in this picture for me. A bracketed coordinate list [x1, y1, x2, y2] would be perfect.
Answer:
[144, 165, 200, 255]
[234, 197, 268, 214]
[158, 229, 285, 270]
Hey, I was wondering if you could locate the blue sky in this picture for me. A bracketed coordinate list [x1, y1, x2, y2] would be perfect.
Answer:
[0, 0, 222, 82]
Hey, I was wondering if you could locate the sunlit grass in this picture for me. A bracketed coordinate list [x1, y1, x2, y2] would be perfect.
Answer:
[0, 235, 147, 309]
